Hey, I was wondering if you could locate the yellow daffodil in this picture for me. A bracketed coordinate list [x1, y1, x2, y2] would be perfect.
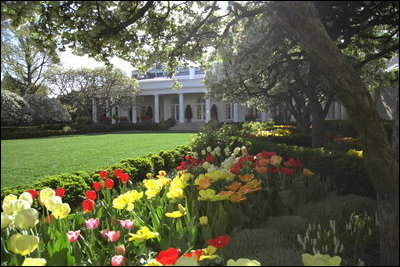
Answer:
[301, 253, 342, 266]
[14, 208, 39, 229]
[22, 258, 47, 266]
[2, 199, 31, 216]
[1, 212, 14, 229]
[128, 226, 159, 243]
[52, 203, 71, 219]
[227, 258, 261, 266]
[8, 233, 39, 256]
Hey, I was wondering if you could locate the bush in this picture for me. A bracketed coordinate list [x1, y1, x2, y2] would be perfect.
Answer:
[24, 94, 72, 124]
[263, 135, 312, 147]
[73, 116, 94, 126]
[159, 118, 176, 130]
[1, 90, 33, 126]
[120, 157, 154, 181]
[146, 153, 165, 174]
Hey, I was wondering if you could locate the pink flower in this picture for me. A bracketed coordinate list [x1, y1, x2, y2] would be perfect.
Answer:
[111, 255, 124, 266]
[119, 219, 135, 229]
[100, 229, 110, 239]
[67, 230, 81, 243]
[105, 230, 121, 242]
[85, 218, 100, 229]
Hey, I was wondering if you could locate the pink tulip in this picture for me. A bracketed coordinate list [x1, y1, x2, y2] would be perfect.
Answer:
[120, 219, 134, 229]
[67, 230, 81, 243]
[100, 229, 110, 239]
[115, 245, 126, 255]
[111, 255, 124, 266]
[105, 230, 121, 242]
[85, 218, 100, 229]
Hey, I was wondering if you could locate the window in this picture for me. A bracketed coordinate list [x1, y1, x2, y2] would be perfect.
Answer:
[196, 97, 206, 120]
[170, 98, 179, 121]
[225, 103, 232, 120]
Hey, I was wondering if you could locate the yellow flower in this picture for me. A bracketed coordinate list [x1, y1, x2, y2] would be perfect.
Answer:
[22, 258, 47, 266]
[52, 203, 71, 219]
[113, 190, 143, 210]
[199, 216, 208, 225]
[14, 208, 39, 229]
[227, 258, 261, 266]
[1, 212, 14, 229]
[197, 189, 217, 201]
[200, 246, 218, 261]
[8, 233, 39, 256]
[270, 155, 283, 166]
[143, 179, 163, 191]
[158, 170, 166, 177]
[127, 190, 144, 201]
[144, 259, 163, 266]
[347, 149, 363, 158]
[301, 253, 342, 266]
[44, 196, 63, 212]
[145, 189, 161, 199]
[128, 226, 159, 243]
[39, 188, 55, 204]
[3, 194, 18, 203]
[146, 173, 153, 179]
[165, 211, 185, 218]
[166, 188, 184, 200]
[303, 168, 315, 177]
[19, 192, 33, 205]
[2, 199, 31, 216]
[196, 176, 212, 190]
[178, 204, 186, 214]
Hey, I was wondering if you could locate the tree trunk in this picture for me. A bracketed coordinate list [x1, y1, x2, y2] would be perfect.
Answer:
[310, 105, 325, 148]
[269, 2, 399, 265]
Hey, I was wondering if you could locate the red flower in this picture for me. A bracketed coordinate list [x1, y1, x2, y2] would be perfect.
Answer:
[99, 170, 109, 179]
[280, 167, 296, 176]
[82, 199, 95, 213]
[92, 182, 103, 191]
[284, 158, 302, 168]
[181, 161, 188, 166]
[55, 187, 66, 198]
[205, 154, 216, 163]
[44, 214, 54, 224]
[105, 179, 115, 189]
[26, 189, 38, 199]
[176, 165, 184, 170]
[207, 235, 231, 248]
[191, 158, 198, 166]
[269, 166, 280, 173]
[184, 155, 191, 161]
[230, 163, 242, 175]
[119, 173, 130, 183]
[85, 190, 97, 201]
[113, 169, 123, 178]
[183, 250, 202, 261]
[257, 151, 277, 159]
[155, 248, 181, 265]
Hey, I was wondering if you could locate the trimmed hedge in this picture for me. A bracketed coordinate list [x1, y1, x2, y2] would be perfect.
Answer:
[246, 137, 375, 198]
[1, 145, 190, 211]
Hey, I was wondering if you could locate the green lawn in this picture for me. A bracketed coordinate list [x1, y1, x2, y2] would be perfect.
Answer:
[1, 132, 195, 188]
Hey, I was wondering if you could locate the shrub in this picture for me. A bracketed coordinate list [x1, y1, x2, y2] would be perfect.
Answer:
[24, 94, 72, 124]
[146, 153, 165, 174]
[1, 90, 33, 126]
[73, 116, 94, 126]
[184, 105, 193, 122]
[120, 157, 154, 181]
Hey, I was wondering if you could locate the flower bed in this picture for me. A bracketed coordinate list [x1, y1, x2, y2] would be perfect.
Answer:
[2, 145, 321, 266]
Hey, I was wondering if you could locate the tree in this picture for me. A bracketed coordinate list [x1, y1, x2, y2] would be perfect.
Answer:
[1, 89, 32, 126]
[1, 23, 56, 95]
[185, 105, 193, 122]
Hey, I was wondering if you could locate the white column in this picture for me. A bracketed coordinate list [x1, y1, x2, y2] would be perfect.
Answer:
[179, 93, 184, 123]
[111, 99, 116, 124]
[335, 102, 341, 120]
[106, 99, 111, 118]
[261, 111, 267, 122]
[154, 94, 160, 123]
[205, 98, 211, 122]
[92, 98, 98, 123]
[131, 97, 137, 123]
[233, 103, 239, 122]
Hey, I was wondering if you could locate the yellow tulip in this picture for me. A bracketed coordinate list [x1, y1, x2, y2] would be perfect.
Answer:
[302, 253, 342, 266]
[44, 196, 63, 212]
[22, 258, 47, 266]
[3, 194, 18, 203]
[227, 258, 261, 266]
[39, 188, 55, 204]
[199, 216, 208, 225]
[2, 199, 31, 215]
[52, 203, 71, 219]
[128, 226, 159, 243]
[1, 212, 14, 229]
[200, 246, 218, 261]
[144, 259, 163, 266]
[14, 208, 39, 229]
[8, 233, 39, 256]
[166, 188, 184, 200]
[19, 192, 33, 205]
[165, 211, 184, 218]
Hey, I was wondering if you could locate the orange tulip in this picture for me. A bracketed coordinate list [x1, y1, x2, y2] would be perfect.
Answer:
[224, 182, 242, 191]
[238, 174, 255, 182]
[229, 193, 247, 202]
[255, 166, 267, 174]
[303, 168, 315, 177]
[197, 177, 212, 190]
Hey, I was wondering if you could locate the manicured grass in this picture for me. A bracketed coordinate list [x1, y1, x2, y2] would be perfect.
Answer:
[1, 132, 195, 188]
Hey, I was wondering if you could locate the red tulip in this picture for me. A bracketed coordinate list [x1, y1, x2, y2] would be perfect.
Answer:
[119, 173, 130, 183]
[92, 182, 103, 191]
[55, 187, 66, 198]
[99, 170, 109, 179]
[207, 235, 231, 248]
[191, 159, 198, 166]
[269, 167, 280, 174]
[85, 190, 97, 201]
[155, 248, 181, 266]
[183, 249, 202, 261]
[176, 165, 184, 171]
[284, 158, 302, 168]
[205, 154, 216, 163]
[113, 169, 124, 178]
[184, 155, 191, 161]
[26, 189, 38, 199]
[280, 167, 296, 176]
[105, 179, 115, 189]
[82, 199, 95, 213]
